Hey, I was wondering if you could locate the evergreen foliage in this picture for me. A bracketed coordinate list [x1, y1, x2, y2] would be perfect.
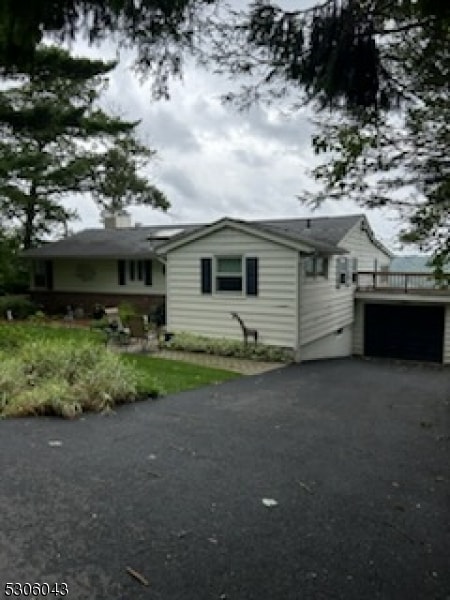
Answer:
[0, 45, 167, 249]
[0, 1, 447, 258]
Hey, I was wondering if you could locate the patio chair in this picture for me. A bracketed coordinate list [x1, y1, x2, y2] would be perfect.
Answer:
[103, 307, 129, 346]
[126, 315, 154, 352]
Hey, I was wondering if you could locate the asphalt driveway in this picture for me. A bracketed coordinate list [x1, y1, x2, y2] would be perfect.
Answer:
[0, 358, 449, 600]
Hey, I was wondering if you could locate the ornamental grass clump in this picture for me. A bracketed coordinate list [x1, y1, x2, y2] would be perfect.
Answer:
[0, 339, 139, 418]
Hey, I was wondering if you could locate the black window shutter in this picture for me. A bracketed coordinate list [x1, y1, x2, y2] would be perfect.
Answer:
[45, 260, 53, 291]
[201, 258, 212, 294]
[144, 260, 153, 286]
[118, 260, 126, 286]
[336, 257, 342, 288]
[129, 260, 135, 281]
[246, 257, 258, 296]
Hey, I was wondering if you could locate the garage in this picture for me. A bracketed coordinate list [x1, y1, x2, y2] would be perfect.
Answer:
[364, 303, 445, 363]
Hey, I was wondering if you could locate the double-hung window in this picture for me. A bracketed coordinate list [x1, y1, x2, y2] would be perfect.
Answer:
[215, 256, 243, 292]
[200, 256, 258, 296]
[118, 259, 152, 286]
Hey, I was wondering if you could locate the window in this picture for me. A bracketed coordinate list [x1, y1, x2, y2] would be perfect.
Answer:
[304, 256, 315, 276]
[128, 260, 144, 281]
[200, 256, 259, 296]
[315, 256, 328, 277]
[137, 261, 144, 280]
[129, 260, 136, 281]
[216, 256, 243, 292]
[305, 255, 328, 278]
[34, 261, 47, 288]
[118, 259, 152, 286]
[336, 257, 349, 288]
[33, 260, 53, 290]
[351, 258, 358, 284]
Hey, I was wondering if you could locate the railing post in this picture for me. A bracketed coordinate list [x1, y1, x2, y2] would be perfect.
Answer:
[372, 272, 376, 289]
[405, 274, 408, 293]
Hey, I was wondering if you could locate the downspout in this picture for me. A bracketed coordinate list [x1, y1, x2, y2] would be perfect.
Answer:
[294, 253, 303, 363]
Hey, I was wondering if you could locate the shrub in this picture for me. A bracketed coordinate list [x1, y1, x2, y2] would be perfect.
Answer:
[0, 339, 144, 418]
[0, 323, 35, 351]
[118, 301, 138, 325]
[0, 295, 36, 319]
[162, 332, 293, 362]
[0, 322, 102, 352]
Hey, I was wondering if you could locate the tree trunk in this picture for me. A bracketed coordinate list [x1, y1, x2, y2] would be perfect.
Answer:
[23, 183, 37, 250]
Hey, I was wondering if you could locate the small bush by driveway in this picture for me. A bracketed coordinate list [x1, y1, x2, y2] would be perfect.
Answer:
[0, 358, 448, 599]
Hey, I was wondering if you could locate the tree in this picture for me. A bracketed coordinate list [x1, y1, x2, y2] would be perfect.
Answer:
[90, 135, 169, 214]
[0, 226, 28, 293]
[0, 0, 214, 99]
[0, 45, 167, 249]
[306, 16, 449, 257]
[0, 1, 448, 258]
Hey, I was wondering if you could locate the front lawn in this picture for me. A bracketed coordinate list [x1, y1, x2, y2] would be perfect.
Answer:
[0, 322, 239, 418]
[122, 354, 239, 396]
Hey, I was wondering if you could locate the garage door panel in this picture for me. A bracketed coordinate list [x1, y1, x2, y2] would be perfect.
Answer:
[364, 304, 444, 363]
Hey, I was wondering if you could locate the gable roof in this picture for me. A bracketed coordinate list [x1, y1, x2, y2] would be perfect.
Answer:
[155, 215, 363, 255]
[255, 214, 364, 248]
[22, 213, 382, 259]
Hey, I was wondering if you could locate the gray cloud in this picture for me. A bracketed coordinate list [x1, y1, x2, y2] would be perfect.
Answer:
[59, 42, 401, 249]
[161, 166, 199, 200]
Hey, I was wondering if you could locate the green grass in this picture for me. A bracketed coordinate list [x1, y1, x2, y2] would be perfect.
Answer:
[0, 322, 239, 417]
[122, 354, 239, 396]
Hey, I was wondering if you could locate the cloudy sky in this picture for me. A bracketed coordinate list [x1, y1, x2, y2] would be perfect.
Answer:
[62, 32, 407, 252]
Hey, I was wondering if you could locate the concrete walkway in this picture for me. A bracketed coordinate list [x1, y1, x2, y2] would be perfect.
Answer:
[152, 349, 286, 375]
[110, 338, 287, 374]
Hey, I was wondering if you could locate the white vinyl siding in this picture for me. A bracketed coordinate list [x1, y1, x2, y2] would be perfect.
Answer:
[49, 258, 166, 295]
[300, 325, 353, 361]
[300, 255, 354, 349]
[340, 220, 391, 271]
[299, 220, 390, 359]
[166, 227, 299, 348]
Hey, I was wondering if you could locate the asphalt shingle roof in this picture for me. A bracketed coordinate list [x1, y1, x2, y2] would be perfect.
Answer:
[22, 224, 202, 258]
[22, 214, 364, 258]
[255, 215, 363, 249]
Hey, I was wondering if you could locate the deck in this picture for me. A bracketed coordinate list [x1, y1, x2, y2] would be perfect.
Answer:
[356, 271, 450, 296]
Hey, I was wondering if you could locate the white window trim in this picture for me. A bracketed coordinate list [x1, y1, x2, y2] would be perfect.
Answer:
[214, 255, 245, 295]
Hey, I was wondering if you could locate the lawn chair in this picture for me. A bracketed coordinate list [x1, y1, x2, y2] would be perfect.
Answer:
[126, 315, 153, 352]
[104, 307, 129, 346]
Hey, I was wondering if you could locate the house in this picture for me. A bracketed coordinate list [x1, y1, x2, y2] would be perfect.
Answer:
[23, 213, 450, 364]
[22, 212, 199, 315]
[156, 215, 392, 362]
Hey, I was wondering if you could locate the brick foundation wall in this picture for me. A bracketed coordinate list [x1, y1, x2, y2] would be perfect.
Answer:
[30, 291, 165, 317]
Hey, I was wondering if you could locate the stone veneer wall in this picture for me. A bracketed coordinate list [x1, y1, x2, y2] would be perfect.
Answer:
[30, 291, 165, 317]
